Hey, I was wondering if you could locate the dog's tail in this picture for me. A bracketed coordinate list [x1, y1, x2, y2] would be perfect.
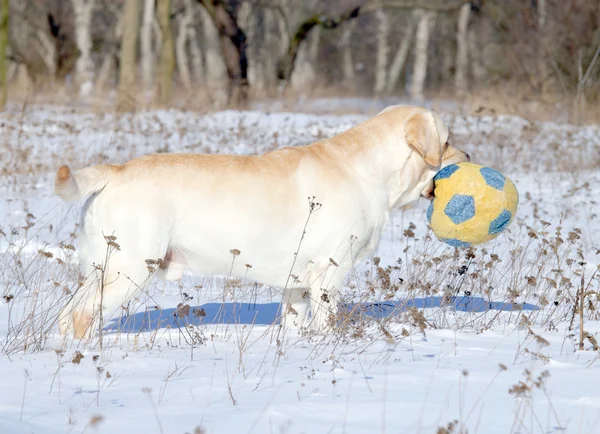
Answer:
[55, 164, 116, 202]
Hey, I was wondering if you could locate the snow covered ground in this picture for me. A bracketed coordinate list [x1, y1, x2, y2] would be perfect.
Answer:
[1, 105, 599, 433]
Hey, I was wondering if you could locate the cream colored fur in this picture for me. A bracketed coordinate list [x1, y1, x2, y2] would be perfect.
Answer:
[55, 105, 469, 338]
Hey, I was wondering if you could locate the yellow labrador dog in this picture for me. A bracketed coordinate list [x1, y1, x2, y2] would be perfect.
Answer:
[55, 105, 469, 338]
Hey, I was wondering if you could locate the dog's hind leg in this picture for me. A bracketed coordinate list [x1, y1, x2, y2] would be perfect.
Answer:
[59, 232, 167, 339]
[59, 256, 157, 339]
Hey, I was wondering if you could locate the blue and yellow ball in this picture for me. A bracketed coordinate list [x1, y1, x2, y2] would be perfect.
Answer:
[427, 162, 519, 247]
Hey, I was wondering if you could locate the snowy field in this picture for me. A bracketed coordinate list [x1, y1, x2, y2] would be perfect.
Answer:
[1, 104, 600, 433]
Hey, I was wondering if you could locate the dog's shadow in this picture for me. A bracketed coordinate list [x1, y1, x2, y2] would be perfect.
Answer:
[104, 296, 539, 334]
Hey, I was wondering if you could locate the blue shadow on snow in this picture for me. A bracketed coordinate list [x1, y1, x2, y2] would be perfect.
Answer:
[104, 296, 538, 334]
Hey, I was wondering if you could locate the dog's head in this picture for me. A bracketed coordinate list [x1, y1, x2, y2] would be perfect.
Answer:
[376, 105, 470, 202]
[403, 109, 469, 168]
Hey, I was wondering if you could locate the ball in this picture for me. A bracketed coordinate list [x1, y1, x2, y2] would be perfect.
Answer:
[426, 162, 519, 247]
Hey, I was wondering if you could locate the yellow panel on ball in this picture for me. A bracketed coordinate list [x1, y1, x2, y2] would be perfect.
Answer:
[426, 162, 519, 247]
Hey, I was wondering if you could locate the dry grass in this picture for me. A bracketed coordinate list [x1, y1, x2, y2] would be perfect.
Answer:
[2, 190, 599, 356]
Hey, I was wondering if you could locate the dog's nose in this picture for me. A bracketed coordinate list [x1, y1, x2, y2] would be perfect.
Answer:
[465, 152, 471, 162]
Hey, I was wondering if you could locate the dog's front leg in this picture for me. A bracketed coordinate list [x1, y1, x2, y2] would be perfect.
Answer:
[281, 286, 310, 329]
[304, 262, 345, 331]
[308, 279, 341, 331]
[58, 284, 101, 339]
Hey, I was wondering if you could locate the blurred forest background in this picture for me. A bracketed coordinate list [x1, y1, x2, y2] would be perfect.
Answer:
[0, 0, 599, 121]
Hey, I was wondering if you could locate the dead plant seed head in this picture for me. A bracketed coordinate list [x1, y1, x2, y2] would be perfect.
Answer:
[88, 415, 104, 427]
[175, 303, 190, 318]
[72, 351, 84, 365]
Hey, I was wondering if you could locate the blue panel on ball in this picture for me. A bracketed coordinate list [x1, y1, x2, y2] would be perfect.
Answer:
[426, 201, 434, 223]
[480, 167, 505, 191]
[442, 238, 471, 248]
[489, 209, 512, 234]
[444, 194, 475, 224]
[434, 164, 459, 181]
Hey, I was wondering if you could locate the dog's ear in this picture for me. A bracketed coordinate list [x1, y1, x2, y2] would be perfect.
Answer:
[404, 112, 442, 167]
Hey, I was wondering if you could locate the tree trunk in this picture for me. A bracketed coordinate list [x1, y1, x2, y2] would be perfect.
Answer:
[246, 8, 281, 94]
[242, 8, 264, 92]
[340, 19, 356, 87]
[374, 8, 389, 95]
[140, 0, 155, 91]
[537, 0, 553, 93]
[197, 0, 248, 104]
[290, 25, 321, 94]
[71, 0, 95, 96]
[410, 10, 435, 101]
[35, 29, 57, 80]
[262, 8, 284, 92]
[176, 0, 193, 89]
[438, 11, 454, 87]
[467, 25, 485, 82]
[156, 0, 174, 104]
[386, 10, 417, 92]
[97, 52, 115, 92]
[96, 12, 124, 92]
[153, 14, 163, 54]
[189, 34, 204, 83]
[279, 6, 360, 86]
[455, 2, 470, 95]
[117, 0, 140, 111]
[0, 0, 8, 110]
[185, 0, 204, 83]
[198, 4, 229, 107]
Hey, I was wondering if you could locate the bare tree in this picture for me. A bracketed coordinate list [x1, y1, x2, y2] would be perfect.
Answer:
[187, 0, 205, 84]
[455, 2, 470, 95]
[9, 2, 69, 84]
[183, 0, 204, 83]
[535, 0, 556, 94]
[96, 7, 124, 92]
[340, 19, 356, 87]
[140, 0, 155, 92]
[410, 9, 436, 101]
[278, 6, 360, 86]
[198, 3, 229, 107]
[244, 7, 283, 94]
[117, 0, 140, 111]
[386, 10, 417, 92]
[374, 8, 389, 95]
[467, 13, 485, 83]
[176, 0, 193, 90]
[277, 1, 464, 93]
[0, 0, 7, 109]
[156, 0, 174, 103]
[71, 0, 95, 96]
[290, 25, 321, 93]
[238, 4, 264, 92]
[36, 31, 58, 80]
[197, 0, 248, 103]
